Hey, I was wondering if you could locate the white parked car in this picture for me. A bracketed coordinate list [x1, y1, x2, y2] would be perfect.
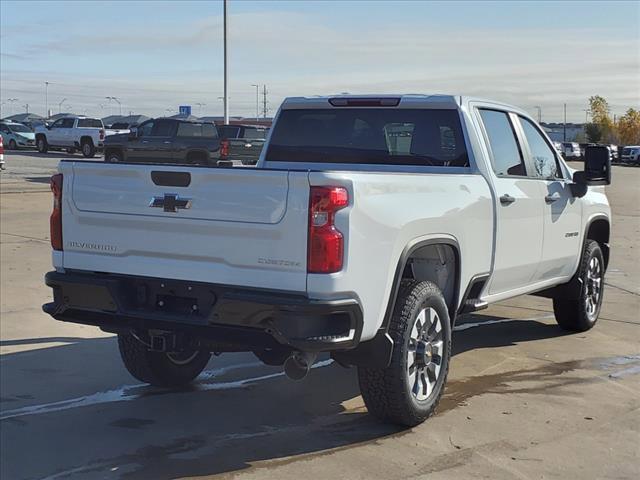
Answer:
[561, 142, 582, 160]
[43, 94, 611, 426]
[34, 116, 106, 157]
[621, 146, 640, 164]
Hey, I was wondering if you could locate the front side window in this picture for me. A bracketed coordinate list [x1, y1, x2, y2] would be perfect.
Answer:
[60, 118, 75, 128]
[0, 124, 9, 133]
[139, 121, 154, 137]
[519, 117, 561, 179]
[478, 109, 525, 176]
[266, 108, 469, 167]
[51, 119, 65, 129]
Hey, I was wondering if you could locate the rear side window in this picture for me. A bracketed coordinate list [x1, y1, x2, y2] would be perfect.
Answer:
[265, 109, 469, 167]
[176, 122, 219, 138]
[519, 117, 561, 179]
[77, 118, 103, 128]
[478, 109, 525, 176]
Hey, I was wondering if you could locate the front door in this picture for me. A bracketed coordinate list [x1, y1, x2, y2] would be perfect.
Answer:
[516, 116, 583, 281]
[477, 108, 544, 295]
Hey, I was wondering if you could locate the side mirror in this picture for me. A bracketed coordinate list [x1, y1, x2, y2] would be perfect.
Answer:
[128, 127, 139, 140]
[583, 145, 611, 185]
[571, 145, 611, 197]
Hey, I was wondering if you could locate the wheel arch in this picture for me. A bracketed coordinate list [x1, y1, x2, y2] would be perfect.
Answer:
[585, 215, 610, 270]
[80, 135, 94, 145]
[185, 149, 209, 164]
[382, 237, 461, 329]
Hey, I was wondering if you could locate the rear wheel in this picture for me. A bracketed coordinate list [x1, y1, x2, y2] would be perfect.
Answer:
[8, 139, 17, 150]
[105, 149, 123, 163]
[117, 332, 211, 387]
[553, 240, 605, 332]
[358, 280, 451, 426]
[81, 139, 96, 158]
[36, 136, 48, 153]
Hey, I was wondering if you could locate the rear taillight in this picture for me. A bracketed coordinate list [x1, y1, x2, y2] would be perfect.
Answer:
[308, 186, 348, 273]
[220, 139, 229, 159]
[50, 174, 63, 251]
[99, 129, 105, 140]
[0, 135, 4, 153]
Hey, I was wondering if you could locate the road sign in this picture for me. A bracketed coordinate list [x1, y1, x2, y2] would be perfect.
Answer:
[179, 105, 192, 116]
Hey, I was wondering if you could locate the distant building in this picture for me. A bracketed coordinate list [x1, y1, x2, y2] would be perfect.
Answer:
[541, 123, 585, 142]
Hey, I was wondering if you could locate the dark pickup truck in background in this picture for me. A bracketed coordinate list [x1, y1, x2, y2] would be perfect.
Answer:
[218, 124, 269, 165]
[104, 118, 220, 165]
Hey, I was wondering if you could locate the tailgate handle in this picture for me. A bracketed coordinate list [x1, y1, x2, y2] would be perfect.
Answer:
[151, 171, 191, 187]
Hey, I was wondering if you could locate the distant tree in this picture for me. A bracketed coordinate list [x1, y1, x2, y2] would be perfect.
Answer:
[617, 108, 640, 145]
[588, 95, 617, 143]
[585, 123, 602, 143]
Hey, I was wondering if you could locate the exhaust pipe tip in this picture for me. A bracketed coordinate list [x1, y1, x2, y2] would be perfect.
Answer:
[284, 351, 317, 381]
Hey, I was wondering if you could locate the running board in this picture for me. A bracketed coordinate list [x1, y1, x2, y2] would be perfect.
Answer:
[461, 300, 488, 314]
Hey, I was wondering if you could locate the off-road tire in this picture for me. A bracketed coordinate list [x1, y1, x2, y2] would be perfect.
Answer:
[36, 135, 48, 153]
[553, 240, 604, 332]
[81, 138, 96, 158]
[358, 280, 452, 426]
[117, 332, 211, 387]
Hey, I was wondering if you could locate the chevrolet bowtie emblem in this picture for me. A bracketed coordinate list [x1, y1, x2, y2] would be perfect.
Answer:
[149, 194, 192, 213]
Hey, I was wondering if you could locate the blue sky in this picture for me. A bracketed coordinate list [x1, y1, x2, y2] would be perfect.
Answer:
[1, 0, 638, 121]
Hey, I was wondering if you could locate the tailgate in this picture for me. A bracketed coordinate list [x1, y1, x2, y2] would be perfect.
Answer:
[228, 139, 265, 164]
[59, 162, 309, 292]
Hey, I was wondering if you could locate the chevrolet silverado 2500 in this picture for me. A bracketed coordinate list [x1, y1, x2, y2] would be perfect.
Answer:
[43, 95, 612, 426]
[35, 116, 107, 157]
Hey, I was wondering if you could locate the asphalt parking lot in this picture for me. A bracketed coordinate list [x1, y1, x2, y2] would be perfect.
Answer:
[1, 150, 639, 480]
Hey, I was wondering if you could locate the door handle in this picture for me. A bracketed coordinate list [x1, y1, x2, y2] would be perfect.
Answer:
[545, 193, 561, 204]
[163, 141, 171, 144]
[499, 194, 516, 205]
[142, 140, 149, 144]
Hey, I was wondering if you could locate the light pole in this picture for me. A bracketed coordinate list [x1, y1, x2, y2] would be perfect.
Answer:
[6, 98, 18, 116]
[45, 81, 50, 118]
[534, 106, 542, 123]
[23, 103, 29, 114]
[105, 96, 121, 116]
[251, 84, 259, 121]
[223, 0, 229, 124]
[196, 102, 206, 116]
[58, 98, 67, 114]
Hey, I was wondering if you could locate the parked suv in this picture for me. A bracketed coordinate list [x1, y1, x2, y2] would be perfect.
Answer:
[34, 116, 106, 157]
[104, 118, 220, 165]
[44, 94, 611, 427]
[621, 146, 639, 164]
[0, 121, 35, 149]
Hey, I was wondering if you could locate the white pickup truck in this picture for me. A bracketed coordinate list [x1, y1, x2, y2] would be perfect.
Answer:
[43, 95, 612, 426]
[35, 116, 106, 158]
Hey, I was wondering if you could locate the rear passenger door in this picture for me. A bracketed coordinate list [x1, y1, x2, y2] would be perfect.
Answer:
[516, 116, 582, 282]
[477, 109, 545, 295]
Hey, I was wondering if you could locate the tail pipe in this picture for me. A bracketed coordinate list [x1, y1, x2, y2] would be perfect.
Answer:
[284, 351, 318, 381]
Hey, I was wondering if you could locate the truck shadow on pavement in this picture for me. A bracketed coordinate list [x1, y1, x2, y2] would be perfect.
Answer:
[1, 315, 570, 480]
